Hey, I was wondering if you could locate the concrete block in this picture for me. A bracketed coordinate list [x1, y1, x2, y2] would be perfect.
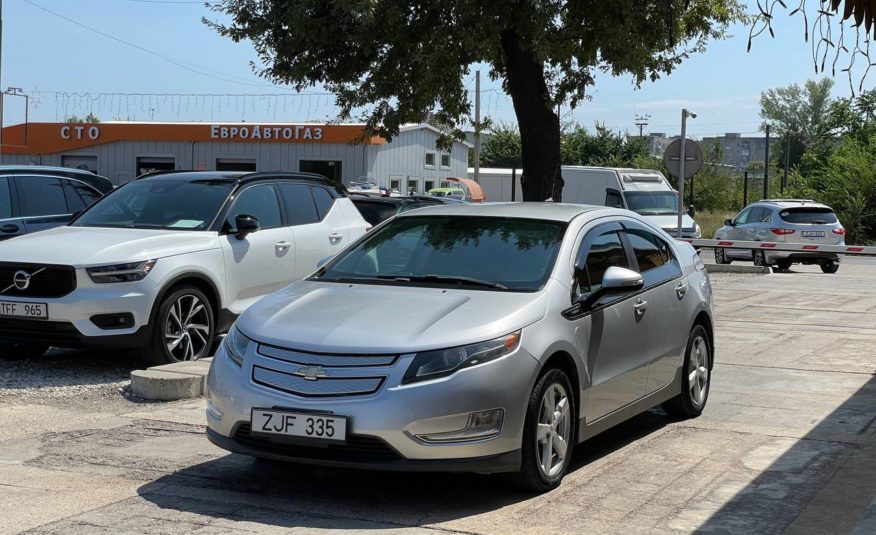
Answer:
[129, 369, 203, 401]
[149, 360, 212, 378]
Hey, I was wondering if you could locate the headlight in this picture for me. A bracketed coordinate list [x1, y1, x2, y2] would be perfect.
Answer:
[87, 259, 157, 283]
[403, 331, 521, 384]
[224, 325, 251, 367]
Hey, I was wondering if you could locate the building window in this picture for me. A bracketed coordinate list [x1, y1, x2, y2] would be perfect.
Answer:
[424, 180, 435, 193]
[137, 157, 175, 176]
[390, 176, 402, 194]
[216, 158, 256, 172]
[440, 181, 451, 188]
[424, 151, 436, 168]
[440, 154, 451, 168]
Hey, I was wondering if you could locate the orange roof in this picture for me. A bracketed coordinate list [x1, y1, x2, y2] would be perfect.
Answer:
[0, 122, 385, 155]
[447, 177, 485, 202]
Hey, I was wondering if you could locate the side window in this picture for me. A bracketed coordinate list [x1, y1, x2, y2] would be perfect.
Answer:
[605, 190, 624, 208]
[0, 177, 12, 219]
[70, 181, 101, 207]
[62, 180, 86, 213]
[17, 176, 69, 217]
[278, 183, 319, 226]
[734, 207, 752, 225]
[625, 229, 666, 273]
[578, 230, 629, 293]
[310, 186, 335, 220]
[758, 208, 774, 223]
[225, 185, 282, 232]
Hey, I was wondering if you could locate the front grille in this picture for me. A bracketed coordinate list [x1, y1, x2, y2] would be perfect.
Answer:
[234, 424, 401, 462]
[0, 318, 80, 343]
[0, 263, 76, 298]
[253, 365, 385, 397]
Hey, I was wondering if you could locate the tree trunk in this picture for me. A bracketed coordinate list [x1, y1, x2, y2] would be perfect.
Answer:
[500, 30, 563, 201]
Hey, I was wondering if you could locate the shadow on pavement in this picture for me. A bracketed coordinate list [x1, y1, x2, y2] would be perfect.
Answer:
[0, 349, 135, 390]
[137, 408, 670, 530]
[697, 372, 876, 534]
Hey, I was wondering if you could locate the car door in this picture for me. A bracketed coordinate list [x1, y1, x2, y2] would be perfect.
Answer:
[572, 223, 650, 422]
[277, 183, 349, 279]
[621, 223, 687, 393]
[219, 183, 296, 314]
[725, 206, 753, 259]
[15, 175, 74, 234]
[0, 176, 26, 241]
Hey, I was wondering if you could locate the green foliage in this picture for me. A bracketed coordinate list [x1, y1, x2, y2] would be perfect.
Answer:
[480, 123, 522, 168]
[759, 78, 833, 170]
[65, 113, 100, 123]
[561, 124, 649, 167]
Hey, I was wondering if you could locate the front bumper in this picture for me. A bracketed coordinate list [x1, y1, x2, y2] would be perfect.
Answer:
[206, 341, 541, 473]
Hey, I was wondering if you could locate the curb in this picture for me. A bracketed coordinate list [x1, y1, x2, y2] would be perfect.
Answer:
[704, 263, 772, 274]
[129, 357, 212, 401]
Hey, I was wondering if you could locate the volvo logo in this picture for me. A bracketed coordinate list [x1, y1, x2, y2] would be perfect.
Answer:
[293, 365, 329, 381]
[13, 271, 32, 291]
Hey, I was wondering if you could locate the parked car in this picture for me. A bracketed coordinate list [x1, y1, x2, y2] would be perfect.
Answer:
[347, 181, 381, 195]
[427, 187, 467, 200]
[0, 171, 370, 362]
[714, 199, 845, 273]
[0, 166, 113, 241]
[206, 203, 714, 492]
[350, 194, 466, 226]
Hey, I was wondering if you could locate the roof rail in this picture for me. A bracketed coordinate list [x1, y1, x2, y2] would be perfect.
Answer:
[758, 198, 815, 203]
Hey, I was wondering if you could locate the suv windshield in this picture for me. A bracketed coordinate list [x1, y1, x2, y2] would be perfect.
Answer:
[625, 192, 679, 215]
[72, 179, 234, 230]
[778, 207, 838, 225]
[315, 216, 567, 291]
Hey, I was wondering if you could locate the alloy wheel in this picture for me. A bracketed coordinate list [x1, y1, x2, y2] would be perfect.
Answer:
[536, 382, 572, 478]
[688, 335, 710, 406]
[164, 294, 211, 361]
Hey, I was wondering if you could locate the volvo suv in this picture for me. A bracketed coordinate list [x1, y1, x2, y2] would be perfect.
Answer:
[714, 199, 845, 273]
[0, 171, 369, 362]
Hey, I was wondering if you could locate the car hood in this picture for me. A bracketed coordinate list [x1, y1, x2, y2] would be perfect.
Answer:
[0, 226, 218, 267]
[644, 214, 697, 231]
[236, 280, 549, 354]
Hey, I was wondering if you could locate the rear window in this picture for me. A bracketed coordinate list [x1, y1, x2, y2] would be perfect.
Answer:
[779, 207, 838, 225]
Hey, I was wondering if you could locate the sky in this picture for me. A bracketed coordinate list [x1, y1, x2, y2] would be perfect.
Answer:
[2, 0, 874, 139]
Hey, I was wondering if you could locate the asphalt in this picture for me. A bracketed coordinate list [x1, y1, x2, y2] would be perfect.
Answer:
[0, 258, 874, 534]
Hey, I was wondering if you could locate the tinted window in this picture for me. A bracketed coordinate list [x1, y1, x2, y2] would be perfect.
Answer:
[779, 207, 838, 224]
[625, 229, 666, 272]
[62, 180, 86, 213]
[624, 192, 678, 215]
[227, 185, 282, 231]
[353, 200, 397, 226]
[70, 181, 101, 206]
[0, 177, 11, 219]
[747, 207, 770, 223]
[311, 186, 335, 220]
[278, 183, 319, 226]
[74, 179, 233, 230]
[319, 216, 567, 292]
[605, 190, 624, 208]
[18, 176, 68, 216]
[734, 207, 752, 225]
[582, 231, 629, 293]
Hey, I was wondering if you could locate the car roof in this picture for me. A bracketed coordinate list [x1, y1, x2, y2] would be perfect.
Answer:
[136, 170, 344, 188]
[394, 202, 605, 222]
[753, 199, 832, 209]
[0, 165, 114, 193]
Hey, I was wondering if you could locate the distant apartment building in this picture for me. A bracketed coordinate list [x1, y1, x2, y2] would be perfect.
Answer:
[700, 133, 768, 171]
[630, 133, 677, 158]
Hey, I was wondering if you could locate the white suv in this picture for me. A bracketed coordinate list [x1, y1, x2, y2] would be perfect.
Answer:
[0, 171, 369, 363]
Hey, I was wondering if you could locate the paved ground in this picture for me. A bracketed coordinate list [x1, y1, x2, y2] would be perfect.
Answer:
[1, 258, 874, 534]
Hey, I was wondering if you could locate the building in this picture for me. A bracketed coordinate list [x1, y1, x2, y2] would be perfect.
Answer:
[0, 122, 470, 195]
[700, 133, 768, 171]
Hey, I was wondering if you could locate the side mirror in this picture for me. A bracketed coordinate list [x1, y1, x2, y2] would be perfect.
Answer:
[235, 214, 260, 239]
[687, 205, 696, 218]
[576, 266, 644, 310]
[724, 218, 734, 227]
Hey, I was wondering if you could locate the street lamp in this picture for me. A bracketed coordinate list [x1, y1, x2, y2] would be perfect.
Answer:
[677, 109, 697, 238]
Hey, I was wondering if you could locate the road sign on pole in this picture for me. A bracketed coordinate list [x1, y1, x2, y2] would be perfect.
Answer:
[663, 138, 703, 180]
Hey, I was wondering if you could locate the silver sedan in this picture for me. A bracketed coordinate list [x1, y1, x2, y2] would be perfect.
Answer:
[206, 203, 714, 492]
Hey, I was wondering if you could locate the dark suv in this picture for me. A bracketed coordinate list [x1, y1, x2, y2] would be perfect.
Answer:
[0, 166, 114, 241]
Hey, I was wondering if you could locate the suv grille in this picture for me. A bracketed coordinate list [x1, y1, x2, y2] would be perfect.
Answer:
[234, 424, 401, 462]
[0, 263, 76, 298]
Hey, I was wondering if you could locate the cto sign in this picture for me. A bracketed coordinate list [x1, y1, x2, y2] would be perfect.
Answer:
[60, 125, 100, 141]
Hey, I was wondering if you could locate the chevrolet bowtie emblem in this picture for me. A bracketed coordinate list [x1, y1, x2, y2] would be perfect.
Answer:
[293, 365, 329, 381]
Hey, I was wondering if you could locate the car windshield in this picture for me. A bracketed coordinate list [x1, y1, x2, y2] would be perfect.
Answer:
[315, 216, 567, 291]
[72, 179, 234, 230]
[779, 207, 838, 224]
[625, 192, 679, 215]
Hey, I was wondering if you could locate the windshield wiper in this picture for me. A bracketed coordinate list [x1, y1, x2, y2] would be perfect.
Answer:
[378, 274, 508, 290]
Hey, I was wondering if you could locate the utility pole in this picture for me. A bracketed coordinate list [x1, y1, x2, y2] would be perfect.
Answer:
[634, 114, 651, 137]
[473, 70, 481, 182]
[677, 109, 696, 238]
[764, 125, 770, 200]
[782, 131, 790, 193]
[0, 0, 4, 156]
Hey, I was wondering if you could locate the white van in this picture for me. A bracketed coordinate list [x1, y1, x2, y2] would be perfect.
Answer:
[561, 166, 701, 238]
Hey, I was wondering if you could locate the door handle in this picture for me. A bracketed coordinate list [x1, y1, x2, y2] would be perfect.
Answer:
[633, 299, 648, 316]
[675, 281, 688, 299]
[0, 224, 19, 234]
[329, 233, 343, 244]
[275, 241, 291, 251]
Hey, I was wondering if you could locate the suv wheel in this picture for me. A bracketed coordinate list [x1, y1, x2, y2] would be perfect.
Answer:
[776, 260, 792, 271]
[752, 249, 768, 267]
[821, 262, 840, 274]
[515, 368, 575, 493]
[145, 285, 215, 365]
[714, 248, 731, 265]
[663, 324, 711, 419]
[0, 343, 49, 361]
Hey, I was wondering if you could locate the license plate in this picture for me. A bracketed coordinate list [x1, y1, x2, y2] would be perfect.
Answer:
[251, 409, 347, 441]
[801, 231, 825, 238]
[0, 301, 48, 319]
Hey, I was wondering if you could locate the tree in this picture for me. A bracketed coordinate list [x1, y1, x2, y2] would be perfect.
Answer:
[209, 1, 744, 201]
[759, 78, 834, 171]
[66, 113, 100, 124]
[561, 124, 648, 167]
[480, 123, 522, 168]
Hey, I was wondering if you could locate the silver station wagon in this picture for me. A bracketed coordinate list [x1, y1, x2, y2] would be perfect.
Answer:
[206, 203, 715, 492]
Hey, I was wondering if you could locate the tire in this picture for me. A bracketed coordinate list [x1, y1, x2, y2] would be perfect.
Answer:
[515, 368, 575, 493]
[144, 284, 215, 365]
[752, 249, 768, 267]
[821, 262, 840, 274]
[0, 342, 49, 361]
[662, 324, 711, 419]
[776, 260, 792, 271]
[714, 248, 731, 265]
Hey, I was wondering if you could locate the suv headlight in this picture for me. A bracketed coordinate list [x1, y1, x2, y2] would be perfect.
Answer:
[224, 325, 251, 367]
[87, 259, 157, 283]
[403, 331, 521, 384]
